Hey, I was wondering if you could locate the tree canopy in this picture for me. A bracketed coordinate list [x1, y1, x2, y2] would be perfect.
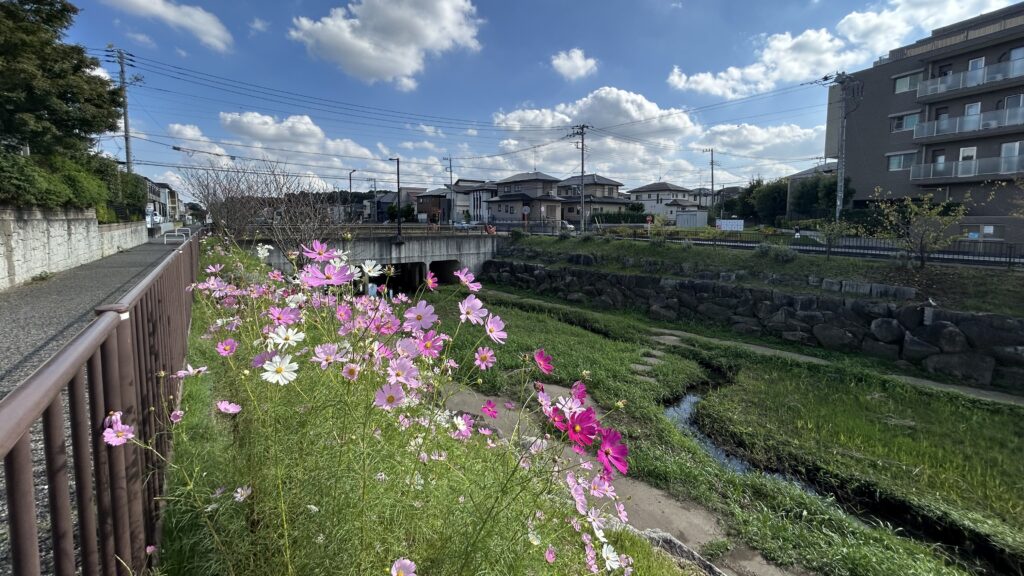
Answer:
[0, 0, 122, 156]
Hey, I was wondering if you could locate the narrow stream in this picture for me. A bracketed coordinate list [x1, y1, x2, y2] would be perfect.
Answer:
[665, 392, 819, 495]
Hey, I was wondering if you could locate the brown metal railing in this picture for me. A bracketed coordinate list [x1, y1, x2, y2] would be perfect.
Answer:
[0, 231, 201, 575]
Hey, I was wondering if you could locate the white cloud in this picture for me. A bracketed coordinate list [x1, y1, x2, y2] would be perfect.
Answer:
[102, 0, 233, 52]
[399, 140, 444, 152]
[288, 0, 482, 90]
[464, 128, 478, 136]
[249, 17, 269, 34]
[175, 47, 188, 58]
[218, 111, 376, 162]
[551, 48, 598, 81]
[88, 66, 112, 80]
[126, 32, 156, 48]
[667, 0, 1015, 99]
[167, 123, 232, 166]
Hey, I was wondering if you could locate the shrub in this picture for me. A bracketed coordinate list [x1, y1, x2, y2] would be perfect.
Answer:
[509, 229, 529, 241]
[557, 231, 572, 240]
[753, 242, 798, 263]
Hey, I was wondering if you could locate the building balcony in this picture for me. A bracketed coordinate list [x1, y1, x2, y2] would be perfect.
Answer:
[909, 154, 1024, 182]
[917, 59, 1024, 101]
[914, 107, 1024, 141]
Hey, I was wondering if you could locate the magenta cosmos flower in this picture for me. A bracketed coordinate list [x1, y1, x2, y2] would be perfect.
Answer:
[267, 306, 301, 326]
[484, 315, 507, 344]
[533, 348, 553, 374]
[474, 347, 496, 371]
[403, 300, 437, 331]
[545, 545, 556, 564]
[481, 399, 498, 419]
[453, 268, 482, 292]
[216, 338, 237, 357]
[391, 558, 416, 576]
[169, 410, 184, 424]
[102, 422, 134, 446]
[458, 295, 488, 325]
[598, 428, 629, 476]
[425, 271, 438, 291]
[417, 330, 443, 358]
[374, 383, 405, 411]
[301, 240, 335, 262]
[216, 400, 242, 414]
[567, 407, 598, 446]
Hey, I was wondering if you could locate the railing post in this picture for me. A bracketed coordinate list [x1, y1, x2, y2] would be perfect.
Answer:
[4, 434, 41, 576]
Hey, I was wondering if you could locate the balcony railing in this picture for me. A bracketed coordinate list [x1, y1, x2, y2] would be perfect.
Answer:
[917, 59, 1024, 97]
[914, 107, 1024, 138]
[909, 154, 1024, 180]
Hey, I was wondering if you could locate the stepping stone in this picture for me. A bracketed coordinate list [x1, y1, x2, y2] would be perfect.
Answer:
[650, 335, 681, 346]
[642, 356, 664, 366]
[630, 363, 653, 373]
[643, 349, 665, 357]
[635, 375, 658, 384]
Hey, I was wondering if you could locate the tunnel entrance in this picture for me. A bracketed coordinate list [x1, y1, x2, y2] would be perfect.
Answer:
[381, 262, 426, 296]
[428, 260, 462, 285]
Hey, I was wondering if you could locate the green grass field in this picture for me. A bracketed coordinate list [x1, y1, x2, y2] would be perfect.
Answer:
[512, 236, 1024, 317]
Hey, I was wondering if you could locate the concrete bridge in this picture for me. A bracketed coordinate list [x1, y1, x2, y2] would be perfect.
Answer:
[264, 232, 505, 289]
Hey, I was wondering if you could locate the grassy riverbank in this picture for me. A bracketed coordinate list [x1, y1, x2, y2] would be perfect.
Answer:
[510, 236, 1024, 317]
[435, 289, 979, 576]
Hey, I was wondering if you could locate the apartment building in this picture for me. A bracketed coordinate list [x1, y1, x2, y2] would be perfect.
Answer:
[827, 3, 1024, 242]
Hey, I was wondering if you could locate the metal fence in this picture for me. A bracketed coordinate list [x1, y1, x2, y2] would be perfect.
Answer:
[614, 229, 1022, 268]
[0, 232, 200, 575]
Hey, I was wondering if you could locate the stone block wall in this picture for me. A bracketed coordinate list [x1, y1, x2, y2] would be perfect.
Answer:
[0, 207, 148, 290]
[482, 260, 1024, 394]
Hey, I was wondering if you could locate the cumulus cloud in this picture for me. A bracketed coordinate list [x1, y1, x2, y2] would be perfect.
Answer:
[667, 0, 1014, 99]
[288, 0, 481, 90]
[126, 32, 156, 48]
[175, 47, 188, 58]
[102, 0, 233, 52]
[88, 66, 112, 80]
[551, 48, 598, 81]
[249, 17, 269, 34]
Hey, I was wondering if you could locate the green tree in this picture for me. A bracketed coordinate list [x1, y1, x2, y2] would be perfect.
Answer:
[626, 202, 644, 213]
[0, 0, 122, 156]
[751, 178, 788, 224]
[873, 188, 970, 269]
[817, 219, 860, 260]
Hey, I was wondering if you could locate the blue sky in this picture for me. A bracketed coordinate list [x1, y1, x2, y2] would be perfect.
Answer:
[70, 0, 1016, 198]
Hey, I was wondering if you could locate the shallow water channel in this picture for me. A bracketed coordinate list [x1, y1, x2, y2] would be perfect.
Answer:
[665, 392, 818, 495]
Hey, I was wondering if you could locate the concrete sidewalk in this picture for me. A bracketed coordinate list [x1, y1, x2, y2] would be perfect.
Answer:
[0, 238, 184, 399]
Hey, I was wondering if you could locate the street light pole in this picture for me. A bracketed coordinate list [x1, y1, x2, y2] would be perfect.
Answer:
[348, 169, 356, 223]
[389, 157, 401, 238]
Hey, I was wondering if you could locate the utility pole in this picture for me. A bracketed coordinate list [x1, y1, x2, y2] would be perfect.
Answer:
[821, 72, 863, 221]
[570, 124, 591, 232]
[115, 48, 133, 174]
[389, 157, 402, 238]
[443, 156, 454, 224]
[348, 169, 356, 223]
[702, 148, 716, 218]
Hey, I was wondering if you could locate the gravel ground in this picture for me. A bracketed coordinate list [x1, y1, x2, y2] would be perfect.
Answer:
[0, 239, 184, 575]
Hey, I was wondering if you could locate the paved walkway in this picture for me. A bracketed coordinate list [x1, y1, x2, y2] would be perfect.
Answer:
[0, 238, 184, 399]
[650, 328, 1024, 408]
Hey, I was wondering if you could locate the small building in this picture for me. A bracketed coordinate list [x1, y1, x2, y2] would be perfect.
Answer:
[485, 193, 564, 223]
[629, 182, 696, 215]
[556, 174, 623, 198]
[495, 171, 561, 196]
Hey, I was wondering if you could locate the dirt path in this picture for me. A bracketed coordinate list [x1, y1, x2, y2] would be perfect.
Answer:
[650, 328, 1024, 408]
[446, 380, 811, 576]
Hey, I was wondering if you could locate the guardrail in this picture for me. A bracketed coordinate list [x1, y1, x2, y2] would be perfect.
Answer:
[0, 231, 201, 575]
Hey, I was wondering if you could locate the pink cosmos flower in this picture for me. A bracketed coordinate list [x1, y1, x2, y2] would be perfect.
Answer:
[391, 558, 416, 576]
[374, 383, 405, 410]
[341, 363, 360, 381]
[425, 271, 438, 291]
[388, 357, 420, 387]
[598, 428, 629, 476]
[504, 400, 517, 410]
[205, 263, 224, 274]
[301, 264, 351, 287]
[474, 347, 496, 371]
[458, 295, 488, 325]
[545, 546, 557, 564]
[478, 427, 493, 436]
[169, 410, 184, 424]
[268, 270, 285, 281]
[453, 267, 482, 292]
[549, 407, 569, 432]
[533, 348, 553, 374]
[484, 315, 507, 344]
[481, 399, 498, 419]
[301, 240, 335, 262]
[615, 501, 629, 523]
[175, 364, 207, 378]
[311, 343, 340, 369]
[571, 380, 587, 402]
[102, 421, 134, 446]
[403, 300, 437, 331]
[216, 338, 237, 357]
[216, 400, 242, 415]
[146, 545, 157, 555]
[267, 306, 301, 326]
[451, 413, 474, 440]
[417, 330, 443, 358]
[567, 407, 598, 446]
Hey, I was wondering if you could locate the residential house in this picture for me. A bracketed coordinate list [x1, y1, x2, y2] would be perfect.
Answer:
[556, 174, 631, 224]
[825, 3, 1024, 241]
[144, 177, 168, 227]
[629, 182, 702, 217]
[486, 172, 564, 223]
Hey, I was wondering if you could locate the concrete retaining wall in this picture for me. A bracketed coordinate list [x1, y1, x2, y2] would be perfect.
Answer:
[0, 207, 148, 290]
[483, 259, 1024, 394]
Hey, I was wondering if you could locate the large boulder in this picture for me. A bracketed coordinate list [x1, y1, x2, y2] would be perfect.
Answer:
[648, 305, 677, 322]
[958, 319, 1024, 350]
[923, 353, 996, 386]
[870, 318, 905, 344]
[781, 331, 816, 345]
[567, 253, 596, 266]
[697, 303, 734, 322]
[992, 346, 1024, 367]
[993, 367, 1024, 394]
[862, 338, 900, 361]
[812, 324, 859, 351]
[914, 321, 969, 353]
[895, 304, 924, 330]
[902, 333, 940, 362]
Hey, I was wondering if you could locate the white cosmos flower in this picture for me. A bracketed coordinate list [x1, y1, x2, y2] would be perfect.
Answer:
[261, 354, 299, 385]
[268, 325, 305, 350]
[602, 543, 620, 570]
[285, 293, 307, 307]
[361, 259, 382, 278]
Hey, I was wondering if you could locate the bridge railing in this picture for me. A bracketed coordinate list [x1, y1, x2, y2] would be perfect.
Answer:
[235, 223, 500, 240]
[0, 232, 201, 576]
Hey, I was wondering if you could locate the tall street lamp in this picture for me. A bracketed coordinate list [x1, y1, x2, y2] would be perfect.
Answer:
[388, 157, 401, 238]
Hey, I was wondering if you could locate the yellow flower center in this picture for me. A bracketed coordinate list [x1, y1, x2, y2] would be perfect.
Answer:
[573, 424, 582, 433]
[386, 394, 395, 403]
[116, 431, 125, 438]
[276, 367, 284, 374]
[416, 314, 422, 321]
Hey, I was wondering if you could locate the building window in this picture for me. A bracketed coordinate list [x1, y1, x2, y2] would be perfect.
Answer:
[503, 185, 511, 193]
[514, 184, 522, 192]
[961, 224, 1004, 239]
[894, 72, 922, 94]
[887, 152, 916, 171]
[891, 113, 919, 132]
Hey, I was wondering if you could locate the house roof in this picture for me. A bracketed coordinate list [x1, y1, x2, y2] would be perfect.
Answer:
[496, 171, 560, 184]
[417, 188, 451, 198]
[557, 174, 624, 187]
[558, 195, 632, 205]
[376, 192, 398, 203]
[787, 162, 838, 180]
[629, 182, 692, 194]
[665, 199, 700, 207]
